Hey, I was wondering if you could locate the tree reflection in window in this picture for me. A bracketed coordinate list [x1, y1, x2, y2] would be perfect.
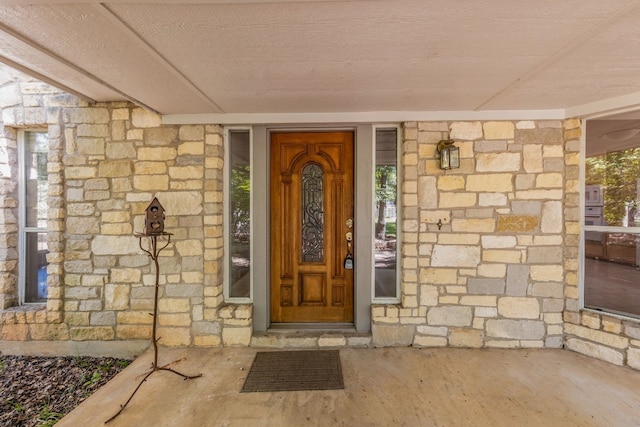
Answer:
[302, 163, 324, 262]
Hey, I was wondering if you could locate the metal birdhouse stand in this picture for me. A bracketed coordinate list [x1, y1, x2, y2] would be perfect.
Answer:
[106, 197, 202, 423]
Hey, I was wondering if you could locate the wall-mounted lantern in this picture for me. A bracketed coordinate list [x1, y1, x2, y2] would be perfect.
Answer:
[144, 197, 166, 235]
[437, 139, 460, 170]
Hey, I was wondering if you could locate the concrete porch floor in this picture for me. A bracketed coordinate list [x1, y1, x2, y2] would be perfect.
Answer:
[58, 347, 640, 427]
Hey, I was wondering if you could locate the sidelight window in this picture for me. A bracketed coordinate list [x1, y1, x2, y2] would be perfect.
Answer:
[19, 131, 49, 303]
[374, 127, 399, 300]
[225, 129, 252, 300]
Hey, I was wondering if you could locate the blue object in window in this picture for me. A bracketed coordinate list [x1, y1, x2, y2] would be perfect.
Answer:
[37, 265, 48, 299]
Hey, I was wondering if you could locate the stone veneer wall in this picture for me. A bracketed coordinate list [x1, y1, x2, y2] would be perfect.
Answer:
[0, 66, 251, 350]
[372, 120, 573, 349]
[1, 66, 640, 370]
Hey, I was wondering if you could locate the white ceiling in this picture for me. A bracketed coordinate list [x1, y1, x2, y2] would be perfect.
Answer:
[2, 0, 640, 121]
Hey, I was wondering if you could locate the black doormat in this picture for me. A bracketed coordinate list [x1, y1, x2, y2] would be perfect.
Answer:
[241, 350, 344, 392]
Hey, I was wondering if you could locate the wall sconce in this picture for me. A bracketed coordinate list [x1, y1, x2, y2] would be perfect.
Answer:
[437, 139, 460, 170]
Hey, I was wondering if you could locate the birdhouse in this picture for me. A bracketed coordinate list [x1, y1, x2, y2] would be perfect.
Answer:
[144, 197, 165, 235]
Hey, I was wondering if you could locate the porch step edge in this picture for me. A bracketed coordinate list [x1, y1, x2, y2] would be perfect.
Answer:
[251, 331, 372, 349]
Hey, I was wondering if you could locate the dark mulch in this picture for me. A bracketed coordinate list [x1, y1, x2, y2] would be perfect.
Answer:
[0, 353, 131, 427]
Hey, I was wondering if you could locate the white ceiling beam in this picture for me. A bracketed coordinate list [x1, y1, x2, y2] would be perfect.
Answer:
[163, 109, 567, 125]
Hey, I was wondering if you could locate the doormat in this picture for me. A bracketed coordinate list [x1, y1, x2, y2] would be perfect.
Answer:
[241, 350, 344, 392]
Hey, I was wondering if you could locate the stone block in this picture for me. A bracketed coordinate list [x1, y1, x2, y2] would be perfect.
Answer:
[515, 189, 563, 200]
[318, 334, 347, 347]
[105, 284, 131, 310]
[431, 245, 480, 268]
[134, 175, 169, 191]
[117, 325, 152, 340]
[449, 121, 482, 140]
[372, 324, 415, 347]
[468, 278, 505, 295]
[449, 328, 484, 348]
[565, 338, 624, 366]
[70, 326, 115, 341]
[1, 324, 28, 340]
[531, 282, 563, 298]
[496, 215, 538, 232]
[222, 326, 252, 346]
[451, 218, 495, 233]
[540, 201, 562, 233]
[195, 335, 222, 346]
[175, 240, 203, 257]
[483, 122, 514, 140]
[92, 235, 138, 255]
[460, 296, 497, 306]
[67, 108, 110, 124]
[498, 297, 540, 319]
[179, 141, 205, 156]
[565, 323, 628, 349]
[530, 265, 563, 282]
[438, 234, 480, 245]
[159, 298, 190, 313]
[417, 176, 437, 208]
[157, 327, 191, 346]
[438, 192, 476, 208]
[158, 313, 192, 326]
[479, 193, 507, 206]
[169, 166, 204, 180]
[413, 335, 447, 347]
[161, 192, 204, 216]
[506, 265, 529, 296]
[527, 247, 562, 264]
[132, 108, 161, 128]
[90, 311, 116, 326]
[486, 319, 545, 340]
[179, 125, 205, 141]
[477, 263, 506, 278]
[111, 268, 141, 283]
[65, 166, 97, 180]
[476, 153, 521, 172]
[481, 236, 516, 249]
[627, 348, 640, 370]
[29, 324, 69, 340]
[427, 306, 472, 327]
[474, 140, 507, 152]
[437, 175, 465, 191]
[482, 250, 522, 264]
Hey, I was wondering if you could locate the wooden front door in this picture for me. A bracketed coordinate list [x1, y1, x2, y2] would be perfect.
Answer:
[270, 131, 354, 323]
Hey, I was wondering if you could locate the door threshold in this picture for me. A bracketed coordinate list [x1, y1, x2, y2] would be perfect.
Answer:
[268, 323, 355, 332]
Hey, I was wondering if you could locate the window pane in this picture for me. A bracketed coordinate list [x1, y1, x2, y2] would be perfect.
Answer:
[374, 129, 398, 298]
[584, 232, 640, 317]
[585, 148, 640, 227]
[24, 132, 48, 228]
[584, 119, 640, 318]
[228, 130, 251, 298]
[24, 232, 48, 303]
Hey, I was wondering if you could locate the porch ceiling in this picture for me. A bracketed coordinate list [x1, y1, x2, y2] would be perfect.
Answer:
[1, 1, 640, 118]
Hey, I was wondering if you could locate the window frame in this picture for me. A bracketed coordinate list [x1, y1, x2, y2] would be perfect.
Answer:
[223, 126, 253, 303]
[372, 124, 401, 304]
[581, 118, 640, 320]
[17, 129, 49, 305]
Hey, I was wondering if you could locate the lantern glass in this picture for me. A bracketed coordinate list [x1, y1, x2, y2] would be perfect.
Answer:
[440, 147, 450, 169]
[448, 146, 460, 169]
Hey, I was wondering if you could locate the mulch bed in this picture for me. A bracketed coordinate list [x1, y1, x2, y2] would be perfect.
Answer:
[0, 353, 131, 427]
